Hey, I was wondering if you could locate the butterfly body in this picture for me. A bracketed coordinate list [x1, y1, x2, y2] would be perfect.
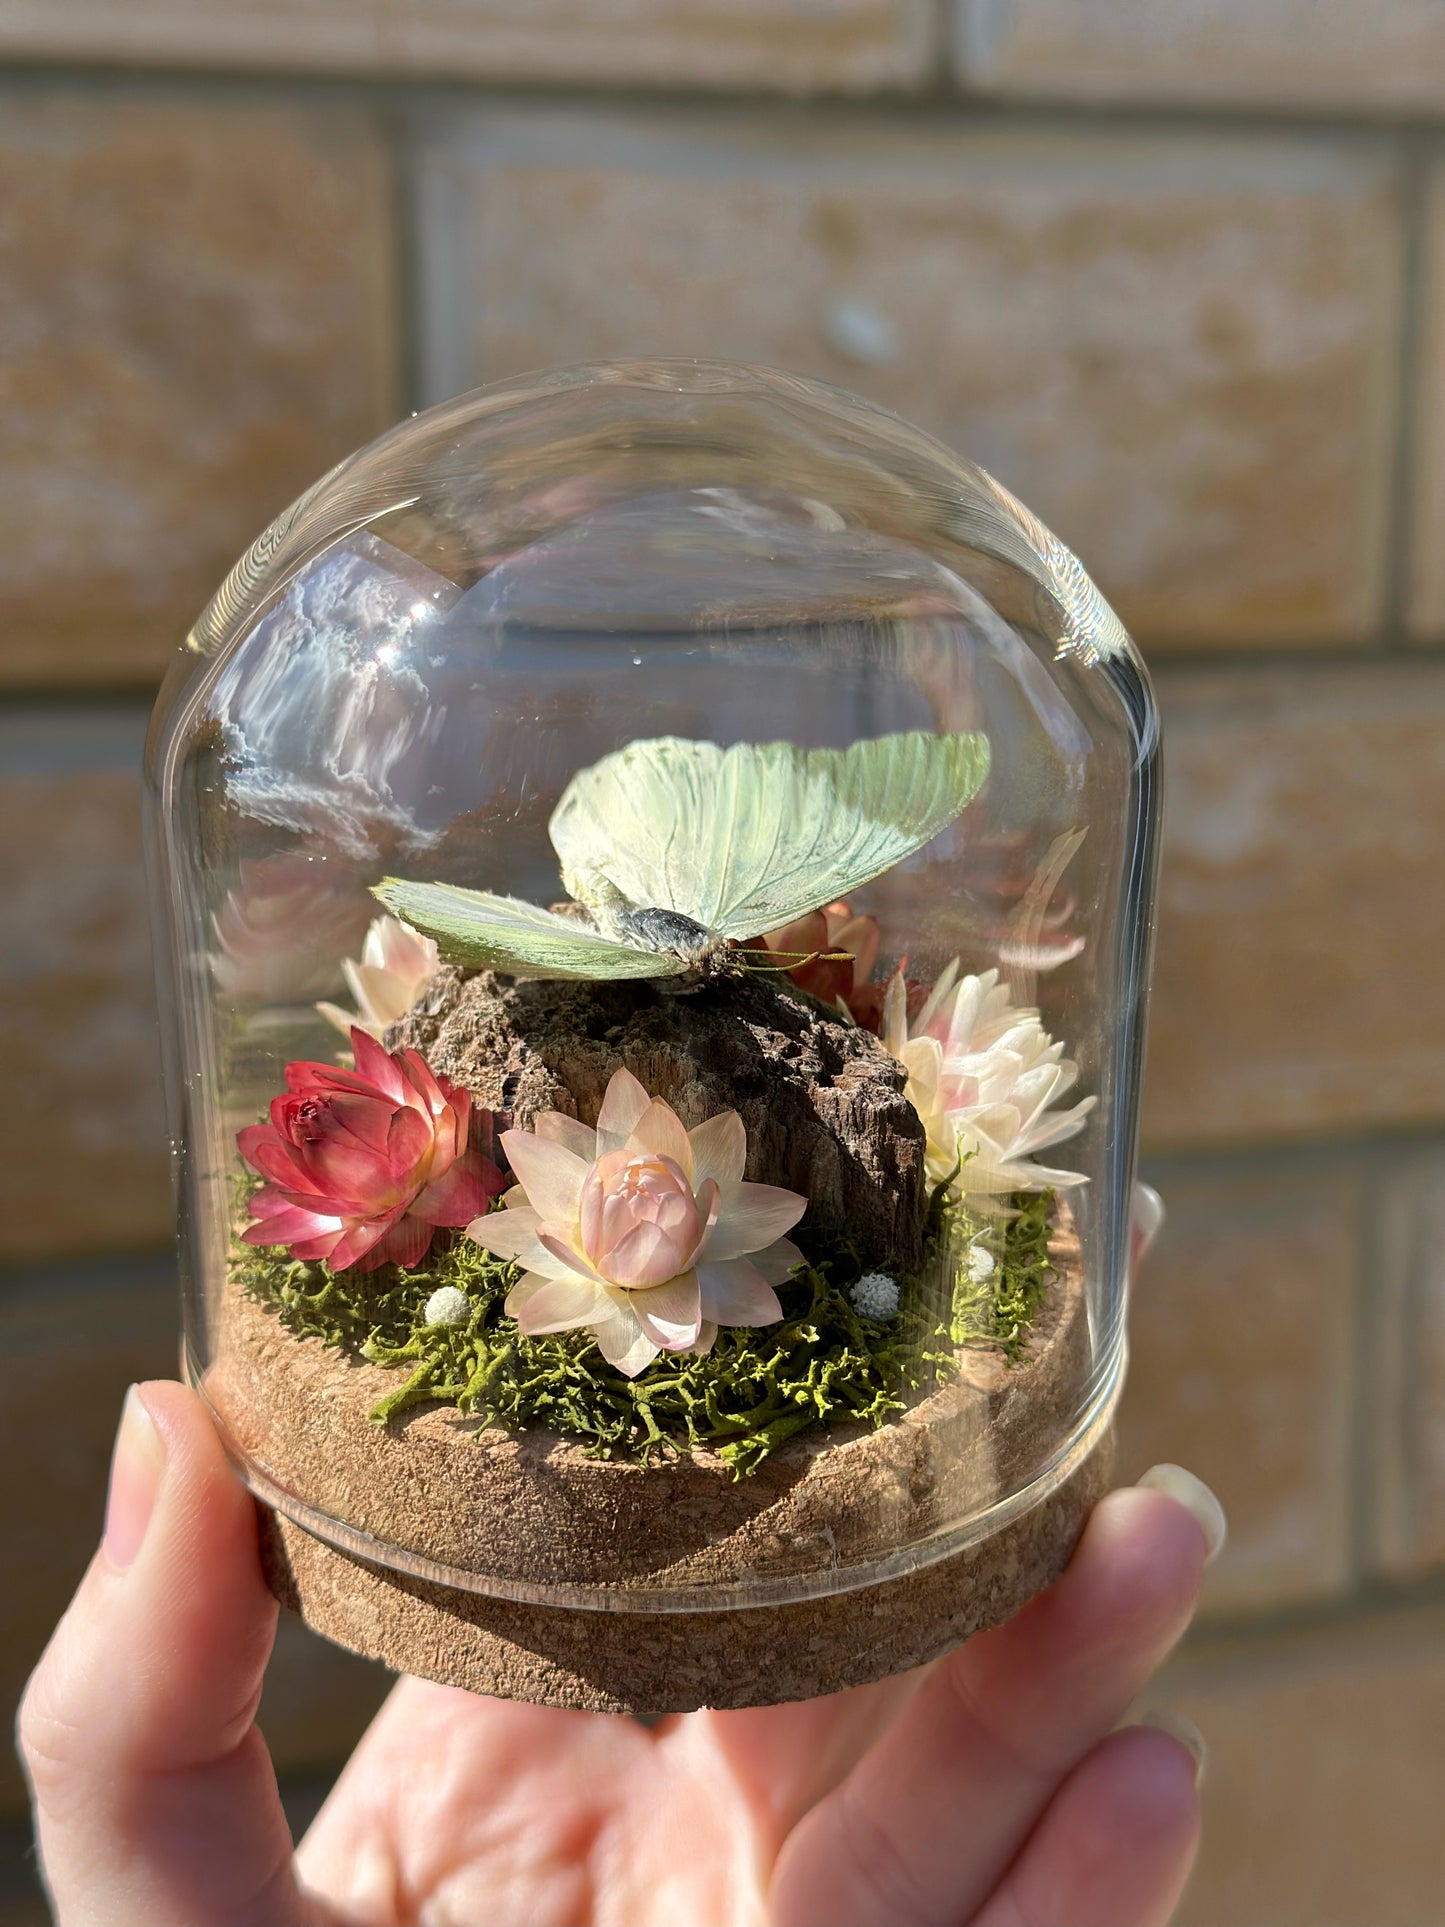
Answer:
[375, 730, 991, 984]
[607, 904, 722, 963]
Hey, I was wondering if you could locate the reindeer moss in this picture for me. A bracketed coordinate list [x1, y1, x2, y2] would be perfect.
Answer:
[234, 1191, 1056, 1476]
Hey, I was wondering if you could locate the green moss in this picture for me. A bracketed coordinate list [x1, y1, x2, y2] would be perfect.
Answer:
[234, 1189, 1058, 1476]
[948, 1188, 1058, 1356]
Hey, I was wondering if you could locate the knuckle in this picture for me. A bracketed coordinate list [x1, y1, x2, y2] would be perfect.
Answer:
[16, 1644, 91, 1810]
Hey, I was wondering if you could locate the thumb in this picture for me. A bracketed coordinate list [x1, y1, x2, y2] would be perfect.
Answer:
[17, 1380, 317, 1926]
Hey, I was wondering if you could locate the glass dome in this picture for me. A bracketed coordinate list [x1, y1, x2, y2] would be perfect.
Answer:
[145, 359, 1158, 1702]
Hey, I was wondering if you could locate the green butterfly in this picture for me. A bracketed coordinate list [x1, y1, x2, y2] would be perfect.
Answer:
[374, 729, 990, 983]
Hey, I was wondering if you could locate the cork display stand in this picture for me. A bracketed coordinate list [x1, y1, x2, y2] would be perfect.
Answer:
[213, 1214, 1105, 1713]
[211, 968, 1113, 1713]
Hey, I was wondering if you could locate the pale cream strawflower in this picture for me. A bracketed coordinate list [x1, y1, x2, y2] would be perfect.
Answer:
[881, 963, 1093, 1207]
[318, 913, 440, 1042]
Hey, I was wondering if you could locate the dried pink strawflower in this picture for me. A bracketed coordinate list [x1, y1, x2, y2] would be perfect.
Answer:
[749, 900, 882, 1025]
[473, 1068, 805, 1377]
[239, 1029, 505, 1272]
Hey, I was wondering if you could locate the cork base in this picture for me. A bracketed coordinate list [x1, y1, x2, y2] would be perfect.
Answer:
[257, 1427, 1113, 1713]
[212, 1207, 1113, 1710]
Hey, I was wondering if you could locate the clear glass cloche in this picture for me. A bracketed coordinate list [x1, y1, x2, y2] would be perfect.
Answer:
[144, 359, 1159, 1709]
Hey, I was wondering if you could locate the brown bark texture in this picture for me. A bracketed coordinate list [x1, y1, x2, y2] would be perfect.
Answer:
[391, 965, 930, 1271]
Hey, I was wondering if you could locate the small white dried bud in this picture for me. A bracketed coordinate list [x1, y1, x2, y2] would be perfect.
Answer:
[423, 1285, 471, 1327]
[967, 1245, 996, 1283]
[850, 1272, 900, 1321]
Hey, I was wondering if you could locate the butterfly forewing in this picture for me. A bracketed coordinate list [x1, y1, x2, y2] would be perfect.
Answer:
[375, 728, 990, 984]
[549, 731, 991, 941]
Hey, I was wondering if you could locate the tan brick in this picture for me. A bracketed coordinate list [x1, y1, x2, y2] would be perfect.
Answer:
[0, 717, 172, 1259]
[1145, 664, 1445, 1147]
[420, 113, 1400, 649]
[1142, 1606, 1445, 1927]
[0, 91, 397, 687]
[1407, 165, 1445, 641]
[0, 1, 933, 92]
[1117, 1162, 1358, 1614]
[1369, 1148, 1445, 1576]
[956, 0, 1445, 114]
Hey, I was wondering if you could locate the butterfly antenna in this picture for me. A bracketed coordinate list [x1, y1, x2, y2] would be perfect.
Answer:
[741, 948, 853, 973]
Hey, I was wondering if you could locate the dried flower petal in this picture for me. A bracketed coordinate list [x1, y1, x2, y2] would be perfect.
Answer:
[881, 965, 1094, 1206]
[318, 913, 440, 1043]
[239, 1030, 506, 1272]
[749, 901, 885, 1028]
[474, 1068, 806, 1376]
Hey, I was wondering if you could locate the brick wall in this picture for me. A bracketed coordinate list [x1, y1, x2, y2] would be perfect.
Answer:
[2, 7, 1442, 1922]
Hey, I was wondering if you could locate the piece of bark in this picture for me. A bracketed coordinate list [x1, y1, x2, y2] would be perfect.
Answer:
[391, 965, 928, 1272]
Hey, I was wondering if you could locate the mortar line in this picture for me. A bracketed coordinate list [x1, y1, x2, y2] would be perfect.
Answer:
[1380, 136, 1433, 647]
[0, 58, 1443, 146]
[7, 644, 1445, 709]
[0, 690, 157, 720]
[1185, 1556, 1445, 1660]
[1138, 618, 1444, 672]
[385, 92, 427, 417]
[923, 0, 956, 95]
[1138, 641, 1414, 675]
[368, 91, 419, 422]
[0, 1249, 177, 1300]
[1140, 1125, 1445, 1188]
[1343, 1140, 1393, 1596]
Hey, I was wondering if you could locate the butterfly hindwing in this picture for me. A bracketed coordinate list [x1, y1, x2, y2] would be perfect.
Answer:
[550, 730, 990, 941]
[370, 880, 683, 980]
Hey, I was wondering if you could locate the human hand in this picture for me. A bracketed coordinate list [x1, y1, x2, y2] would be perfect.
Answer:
[19, 1380, 1221, 1927]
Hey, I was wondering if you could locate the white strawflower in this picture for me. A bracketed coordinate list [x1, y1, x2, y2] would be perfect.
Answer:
[318, 913, 440, 1042]
[423, 1285, 471, 1327]
[850, 1272, 900, 1321]
[881, 964, 1094, 1208]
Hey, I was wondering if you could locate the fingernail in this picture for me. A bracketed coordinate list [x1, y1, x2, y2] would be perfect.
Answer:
[1137, 1463, 1228, 1566]
[1136, 1708, 1208, 1787]
[102, 1385, 167, 1572]
[1130, 1182, 1165, 1265]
